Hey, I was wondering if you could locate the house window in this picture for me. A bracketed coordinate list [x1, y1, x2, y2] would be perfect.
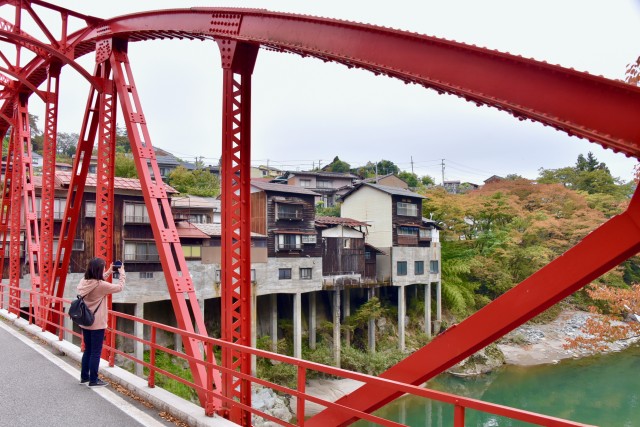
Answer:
[189, 214, 209, 224]
[72, 239, 84, 251]
[277, 234, 301, 251]
[276, 203, 302, 220]
[397, 261, 407, 276]
[251, 269, 256, 282]
[139, 272, 154, 279]
[279, 268, 292, 280]
[182, 245, 201, 259]
[124, 203, 150, 223]
[35, 198, 65, 219]
[365, 251, 371, 260]
[124, 241, 159, 262]
[85, 201, 96, 218]
[398, 226, 418, 236]
[343, 238, 351, 249]
[316, 180, 332, 189]
[300, 179, 311, 187]
[419, 229, 431, 239]
[415, 261, 425, 275]
[430, 260, 439, 274]
[397, 202, 418, 217]
[300, 268, 312, 280]
[301, 234, 317, 244]
[215, 270, 221, 282]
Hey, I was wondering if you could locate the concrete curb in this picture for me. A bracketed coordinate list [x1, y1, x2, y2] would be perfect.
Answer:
[0, 309, 236, 427]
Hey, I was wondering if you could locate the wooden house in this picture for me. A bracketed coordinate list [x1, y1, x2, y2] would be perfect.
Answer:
[279, 170, 359, 207]
[250, 180, 323, 293]
[340, 183, 441, 286]
[361, 173, 409, 189]
[315, 216, 368, 287]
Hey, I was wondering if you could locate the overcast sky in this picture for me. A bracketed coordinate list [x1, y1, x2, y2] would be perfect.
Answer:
[7, 1, 640, 184]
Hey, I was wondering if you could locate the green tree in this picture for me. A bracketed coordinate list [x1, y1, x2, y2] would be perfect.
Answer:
[114, 153, 137, 178]
[421, 175, 436, 186]
[397, 171, 418, 187]
[325, 156, 351, 173]
[115, 126, 131, 153]
[168, 166, 219, 196]
[376, 159, 399, 176]
[56, 132, 79, 158]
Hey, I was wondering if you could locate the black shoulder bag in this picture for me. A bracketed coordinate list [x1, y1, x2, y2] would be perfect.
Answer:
[69, 285, 103, 326]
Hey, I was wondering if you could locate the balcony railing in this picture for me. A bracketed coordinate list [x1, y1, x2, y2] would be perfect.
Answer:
[124, 215, 151, 224]
[277, 243, 302, 251]
[124, 254, 160, 262]
[276, 211, 303, 220]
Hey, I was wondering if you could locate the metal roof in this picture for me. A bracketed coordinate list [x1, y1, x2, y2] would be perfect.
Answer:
[315, 216, 369, 228]
[193, 223, 266, 238]
[54, 171, 178, 194]
[175, 222, 210, 239]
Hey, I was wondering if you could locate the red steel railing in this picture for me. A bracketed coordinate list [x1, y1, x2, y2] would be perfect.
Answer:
[0, 284, 594, 427]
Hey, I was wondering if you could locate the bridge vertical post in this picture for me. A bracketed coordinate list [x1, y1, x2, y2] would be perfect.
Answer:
[93, 53, 117, 359]
[0, 125, 15, 308]
[216, 39, 258, 425]
[109, 37, 221, 410]
[7, 122, 21, 315]
[39, 60, 61, 329]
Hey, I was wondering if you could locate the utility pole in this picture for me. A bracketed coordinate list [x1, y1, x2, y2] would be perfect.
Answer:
[411, 156, 414, 175]
[441, 159, 445, 186]
[375, 162, 379, 183]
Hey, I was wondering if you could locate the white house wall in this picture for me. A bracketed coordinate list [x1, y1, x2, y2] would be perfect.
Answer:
[321, 225, 363, 239]
[341, 186, 392, 248]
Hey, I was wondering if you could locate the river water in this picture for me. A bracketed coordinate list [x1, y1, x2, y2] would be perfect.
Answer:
[356, 344, 640, 427]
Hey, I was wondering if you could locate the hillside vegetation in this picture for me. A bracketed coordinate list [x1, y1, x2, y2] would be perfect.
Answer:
[422, 153, 637, 316]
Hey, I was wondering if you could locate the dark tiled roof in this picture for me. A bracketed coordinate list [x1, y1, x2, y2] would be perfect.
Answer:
[286, 170, 359, 179]
[251, 180, 320, 196]
[315, 216, 369, 228]
[341, 183, 425, 200]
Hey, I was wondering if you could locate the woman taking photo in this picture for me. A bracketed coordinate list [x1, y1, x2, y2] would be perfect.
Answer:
[76, 257, 126, 387]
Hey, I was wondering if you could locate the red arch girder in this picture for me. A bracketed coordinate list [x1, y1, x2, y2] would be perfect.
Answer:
[70, 8, 640, 158]
[1, 5, 638, 158]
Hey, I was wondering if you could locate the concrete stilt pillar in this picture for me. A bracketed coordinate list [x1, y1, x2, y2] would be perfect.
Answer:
[368, 287, 376, 353]
[134, 303, 144, 377]
[64, 314, 73, 343]
[251, 288, 257, 376]
[425, 283, 432, 338]
[398, 285, 406, 351]
[270, 294, 278, 352]
[333, 289, 341, 368]
[174, 331, 183, 353]
[436, 279, 442, 333]
[293, 293, 302, 359]
[343, 288, 351, 348]
[309, 292, 316, 350]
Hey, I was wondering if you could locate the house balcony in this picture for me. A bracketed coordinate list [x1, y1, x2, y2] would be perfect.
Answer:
[397, 235, 418, 246]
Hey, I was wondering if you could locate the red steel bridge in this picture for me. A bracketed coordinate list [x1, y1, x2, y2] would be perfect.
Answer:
[0, 1, 639, 426]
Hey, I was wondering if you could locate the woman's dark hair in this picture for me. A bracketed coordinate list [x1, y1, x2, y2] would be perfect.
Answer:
[84, 257, 106, 280]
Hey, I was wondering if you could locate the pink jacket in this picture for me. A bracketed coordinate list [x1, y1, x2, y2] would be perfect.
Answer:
[76, 274, 125, 330]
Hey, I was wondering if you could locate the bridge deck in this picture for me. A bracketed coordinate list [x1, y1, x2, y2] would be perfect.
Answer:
[0, 311, 233, 427]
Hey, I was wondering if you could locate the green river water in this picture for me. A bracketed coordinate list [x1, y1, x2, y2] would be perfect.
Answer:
[355, 344, 640, 427]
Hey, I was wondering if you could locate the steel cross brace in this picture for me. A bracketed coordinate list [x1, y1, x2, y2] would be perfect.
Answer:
[48, 64, 102, 326]
[108, 38, 221, 410]
[16, 95, 43, 318]
[309, 186, 640, 426]
[217, 39, 258, 426]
